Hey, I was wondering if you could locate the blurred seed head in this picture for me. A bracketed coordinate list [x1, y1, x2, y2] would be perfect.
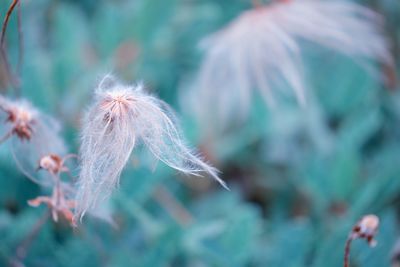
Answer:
[0, 95, 66, 185]
[0, 96, 37, 141]
[189, 4, 305, 134]
[75, 75, 228, 220]
[188, 0, 391, 135]
[272, 0, 392, 68]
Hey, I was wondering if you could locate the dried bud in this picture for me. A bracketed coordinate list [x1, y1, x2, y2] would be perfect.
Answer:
[28, 184, 76, 227]
[39, 154, 63, 174]
[352, 214, 379, 247]
[344, 214, 380, 267]
[37, 154, 75, 176]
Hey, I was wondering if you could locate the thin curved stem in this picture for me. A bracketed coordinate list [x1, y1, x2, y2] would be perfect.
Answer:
[61, 153, 78, 166]
[10, 139, 52, 186]
[16, 0, 22, 83]
[344, 237, 353, 267]
[1, 0, 21, 94]
[0, 0, 19, 47]
[49, 173, 61, 206]
[0, 130, 12, 144]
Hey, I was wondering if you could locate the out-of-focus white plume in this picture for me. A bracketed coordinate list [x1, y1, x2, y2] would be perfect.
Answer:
[188, 0, 391, 135]
[192, 5, 305, 133]
[273, 0, 392, 71]
[75, 75, 227, 219]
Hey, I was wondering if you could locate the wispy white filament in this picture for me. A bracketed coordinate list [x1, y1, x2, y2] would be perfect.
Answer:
[75, 76, 228, 218]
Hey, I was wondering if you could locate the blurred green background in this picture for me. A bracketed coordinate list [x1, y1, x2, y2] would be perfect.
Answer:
[0, 0, 400, 266]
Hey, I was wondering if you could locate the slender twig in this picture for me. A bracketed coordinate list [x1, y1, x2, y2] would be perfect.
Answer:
[0, 41, 17, 92]
[1, 0, 21, 94]
[61, 154, 78, 166]
[0, 0, 19, 46]
[343, 237, 352, 267]
[16, 0, 22, 81]
[153, 185, 194, 226]
[9, 210, 50, 267]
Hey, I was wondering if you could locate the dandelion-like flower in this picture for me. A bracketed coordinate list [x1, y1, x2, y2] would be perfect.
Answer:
[75, 75, 228, 219]
[0, 96, 66, 185]
[190, 0, 391, 133]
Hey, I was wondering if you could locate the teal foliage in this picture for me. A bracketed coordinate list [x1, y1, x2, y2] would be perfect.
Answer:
[0, 0, 399, 266]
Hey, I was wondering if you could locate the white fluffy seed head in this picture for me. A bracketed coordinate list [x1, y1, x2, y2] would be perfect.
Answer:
[75, 75, 228, 219]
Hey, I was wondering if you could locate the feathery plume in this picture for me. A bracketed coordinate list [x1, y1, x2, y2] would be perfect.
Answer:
[0, 96, 66, 185]
[75, 75, 228, 219]
[190, 0, 391, 133]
